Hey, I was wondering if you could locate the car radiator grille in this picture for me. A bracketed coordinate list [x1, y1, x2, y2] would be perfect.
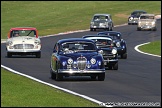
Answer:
[141, 22, 152, 25]
[77, 56, 87, 70]
[14, 44, 34, 49]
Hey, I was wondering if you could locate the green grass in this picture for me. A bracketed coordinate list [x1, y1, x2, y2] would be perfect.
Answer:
[1, 1, 161, 39]
[1, 68, 99, 107]
[1, 1, 161, 107]
[138, 40, 161, 56]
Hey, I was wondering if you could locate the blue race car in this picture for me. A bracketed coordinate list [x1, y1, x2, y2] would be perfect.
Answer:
[97, 31, 127, 59]
[83, 35, 118, 70]
[50, 38, 105, 81]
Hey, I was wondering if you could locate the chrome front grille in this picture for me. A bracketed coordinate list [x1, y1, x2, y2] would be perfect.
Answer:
[77, 56, 87, 70]
[141, 22, 152, 26]
[102, 50, 111, 55]
[14, 44, 34, 49]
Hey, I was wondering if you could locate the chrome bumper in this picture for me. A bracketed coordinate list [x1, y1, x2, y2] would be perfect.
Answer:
[58, 69, 105, 74]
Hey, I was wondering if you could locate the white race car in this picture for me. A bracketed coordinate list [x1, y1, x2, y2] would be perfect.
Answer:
[6, 27, 41, 58]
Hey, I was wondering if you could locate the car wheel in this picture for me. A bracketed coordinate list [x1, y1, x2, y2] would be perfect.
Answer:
[106, 28, 109, 31]
[110, 27, 113, 31]
[7, 52, 12, 58]
[50, 69, 56, 80]
[128, 23, 131, 25]
[36, 52, 41, 58]
[153, 27, 157, 31]
[113, 63, 118, 70]
[90, 28, 93, 31]
[94, 28, 96, 31]
[137, 28, 141, 31]
[91, 75, 96, 80]
[108, 66, 113, 70]
[121, 53, 127, 59]
[56, 73, 63, 81]
[98, 73, 105, 81]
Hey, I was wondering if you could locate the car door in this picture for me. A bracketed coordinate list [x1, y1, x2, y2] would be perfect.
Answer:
[51, 43, 59, 72]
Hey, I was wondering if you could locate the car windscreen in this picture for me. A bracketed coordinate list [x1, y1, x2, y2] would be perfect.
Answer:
[92, 39, 112, 45]
[104, 33, 121, 40]
[131, 11, 146, 17]
[11, 30, 36, 38]
[93, 15, 108, 21]
[61, 42, 96, 52]
[140, 16, 154, 19]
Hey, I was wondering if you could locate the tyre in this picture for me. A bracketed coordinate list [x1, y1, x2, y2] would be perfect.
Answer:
[98, 73, 105, 81]
[90, 28, 93, 31]
[137, 28, 141, 31]
[110, 27, 113, 31]
[108, 66, 113, 70]
[56, 73, 63, 81]
[113, 63, 118, 70]
[91, 75, 96, 80]
[36, 52, 41, 58]
[50, 69, 56, 80]
[153, 27, 157, 31]
[106, 28, 109, 31]
[121, 53, 127, 59]
[7, 52, 12, 58]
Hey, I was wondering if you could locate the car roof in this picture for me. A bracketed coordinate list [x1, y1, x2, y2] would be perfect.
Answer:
[140, 14, 155, 16]
[98, 31, 121, 34]
[93, 14, 111, 16]
[10, 27, 37, 31]
[57, 38, 95, 44]
[83, 34, 112, 38]
[132, 10, 146, 13]
[84, 36, 112, 41]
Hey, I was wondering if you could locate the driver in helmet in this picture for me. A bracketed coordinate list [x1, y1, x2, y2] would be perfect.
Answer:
[14, 31, 20, 37]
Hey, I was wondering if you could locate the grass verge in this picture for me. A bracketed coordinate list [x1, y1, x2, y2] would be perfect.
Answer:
[1, 68, 99, 107]
[1, 1, 161, 39]
[138, 40, 161, 56]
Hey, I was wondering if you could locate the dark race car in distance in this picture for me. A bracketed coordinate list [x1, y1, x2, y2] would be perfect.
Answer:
[83, 35, 118, 70]
[97, 31, 127, 59]
[128, 10, 147, 25]
[50, 38, 105, 81]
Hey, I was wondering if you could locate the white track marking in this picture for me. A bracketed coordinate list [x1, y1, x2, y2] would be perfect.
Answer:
[134, 42, 161, 57]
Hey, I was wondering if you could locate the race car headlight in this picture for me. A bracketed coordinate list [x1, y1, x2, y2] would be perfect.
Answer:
[67, 58, 73, 65]
[91, 22, 94, 25]
[112, 48, 117, 54]
[7, 41, 13, 46]
[116, 42, 121, 47]
[152, 21, 155, 25]
[129, 17, 133, 21]
[90, 58, 96, 65]
[34, 40, 41, 45]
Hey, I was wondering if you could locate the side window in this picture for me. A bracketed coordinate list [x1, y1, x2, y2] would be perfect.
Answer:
[10, 31, 13, 38]
[109, 15, 112, 20]
[53, 43, 58, 53]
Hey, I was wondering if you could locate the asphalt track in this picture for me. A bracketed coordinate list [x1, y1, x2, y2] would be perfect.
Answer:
[1, 20, 161, 105]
